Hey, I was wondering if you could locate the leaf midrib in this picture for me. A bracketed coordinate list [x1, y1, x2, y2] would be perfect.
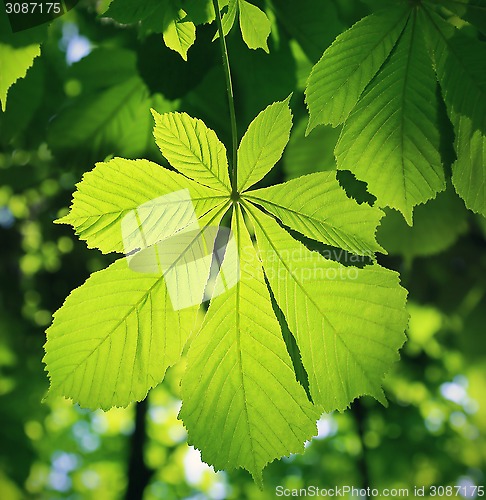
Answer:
[243, 192, 376, 253]
[158, 114, 231, 193]
[238, 104, 288, 190]
[398, 12, 417, 208]
[64, 194, 228, 220]
[233, 205, 258, 473]
[306, 8, 409, 110]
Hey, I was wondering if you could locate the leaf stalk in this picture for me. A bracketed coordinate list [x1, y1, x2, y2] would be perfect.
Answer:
[213, 0, 238, 195]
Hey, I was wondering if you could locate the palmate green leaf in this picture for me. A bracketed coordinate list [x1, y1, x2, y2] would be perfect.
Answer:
[238, 0, 271, 52]
[244, 172, 385, 256]
[179, 206, 319, 485]
[335, 11, 445, 224]
[56, 158, 228, 254]
[43, 258, 199, 410]
[422, 9, 486, 217]
[246, 205, 408, 411]
[305, 6, 409, 131]
[152, 110, 232, 193]
[237, 97, 292, 192]
[0, 43, 40, 111]
[46, 99, 409, 483]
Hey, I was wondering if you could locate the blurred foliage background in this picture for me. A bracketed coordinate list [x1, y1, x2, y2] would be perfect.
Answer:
[1, 0, 485, 498]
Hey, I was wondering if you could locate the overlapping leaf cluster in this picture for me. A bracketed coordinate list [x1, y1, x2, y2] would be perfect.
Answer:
[44, 100, 408, 482]
[103, 0, 271, 59]
[306, 0, 486, 223]
[0, 0, 271, 115]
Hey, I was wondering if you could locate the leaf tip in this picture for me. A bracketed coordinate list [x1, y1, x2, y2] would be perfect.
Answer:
[251, 469, 264, 490]
[392, 202, 415, 227]
[283, 93, 293, 106]
[150, 107, 160, 121]
[374, 243, 387, 256]
[403, 209, 414, 227]
[305, 119, 316, 137]
[42, 383, 62, 405]
[374, 388, 388, 408]
[54, 215, 70, 225]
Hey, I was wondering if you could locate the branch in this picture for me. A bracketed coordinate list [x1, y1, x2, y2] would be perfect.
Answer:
[124, 399, 154, 500]
[352, 400, 371, 498]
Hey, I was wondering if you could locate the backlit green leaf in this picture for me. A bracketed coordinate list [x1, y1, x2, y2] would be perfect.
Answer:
[422, 9, 486, 217]
[44, 258, 200, 410]
[245, 172, 385, 256]
[45, 98, 410, 483]
[180, 206, 320, 484]
[57, 158, 228, 254]
[238, 0, 271, 53]
[247, 205, 408, 411]
[237, 97, 292, 192]
[0, 43, 40, 111]
[335, 11, 445, 224]
[305, 7, 409, 130]
[152, 110, 232, 193]
[162, 7, 196, 60]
